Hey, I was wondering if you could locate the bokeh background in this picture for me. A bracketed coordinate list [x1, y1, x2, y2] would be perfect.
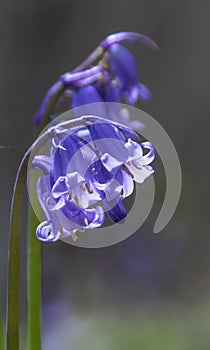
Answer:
[0, 0, 210, 349]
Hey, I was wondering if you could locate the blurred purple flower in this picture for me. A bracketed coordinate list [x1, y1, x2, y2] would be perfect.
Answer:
[106, 43, 151, 104]
[33, 119, 155, 242]
[34, 31, 157, 128]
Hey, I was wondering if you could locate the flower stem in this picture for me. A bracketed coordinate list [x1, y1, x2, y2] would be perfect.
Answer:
[27, 207, 41, 350]
[34, 81, 65, 127]
[6, 151, 30, 350]
[6, 115, 109, 350]
[0, 315, 5, 350]
[73, 46, 104, 72]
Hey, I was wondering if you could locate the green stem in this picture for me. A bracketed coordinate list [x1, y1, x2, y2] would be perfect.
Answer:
[6, 78, 95, 350]
[39, 82, 65, 131]
[27, 208, 41, 350]
[6, 115, 103, 350]
[73, 46, 104, 72]
[25, 115, 102, 350]
[0, 314, 5, 350]
[6, 151, 30, 350]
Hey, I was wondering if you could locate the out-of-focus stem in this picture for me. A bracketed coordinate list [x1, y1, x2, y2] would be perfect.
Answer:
[0, 315, 5, 350]
[27, 208, 41, 350]
[6, 151, 30, 350]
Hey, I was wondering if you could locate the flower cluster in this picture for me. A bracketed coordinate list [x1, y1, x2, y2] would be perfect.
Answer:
[31, 32, 156, 242]
[34, 32, 157, 128]
[32, 118, 154, 242]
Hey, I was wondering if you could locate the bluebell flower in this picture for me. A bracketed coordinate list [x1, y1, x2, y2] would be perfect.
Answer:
[106, 43, 151, 104]
[70, 49, 149, 107]
[71, 85, 106, 118]
[34, 66, 103, 125]
[70, 31, 157, 107]
[32, 118, 155, 242]
[34, 32, 157, 128]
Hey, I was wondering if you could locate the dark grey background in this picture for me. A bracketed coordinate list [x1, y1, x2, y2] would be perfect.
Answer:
[0, 0, 210, 349]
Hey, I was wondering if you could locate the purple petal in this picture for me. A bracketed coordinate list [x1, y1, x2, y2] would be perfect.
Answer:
[100, 31, 158, 50]
[125, 86, 139, 105]
[51, 176, 68, 198]
[124, 84, 151, 105]
[99, 71, 121, 103]
[139, 142, 155, 165]
[36, 220, 61, 242]
[106, 198, 127, 223]
[101, 153, 123, 172]
[107, 44, 138, 90]
[46, 194, 66, 211]
[116, 124, 140, 142]
[103, 179, 122, 202]
[137, 83, 151, 102]
[125, 138, 143, 160]
[71, 85, 106, 118]
[72, 72, 103, 87]
[51, 133, 86, 180]
[60, 66, 102, 87]
[126, 162, 154, 183]
[85, 206, 105, 229]
[32, 155, 52, 174]
[66, 172, 85, 189]
[36, 175, 63, 241]
[120, 170, 134, 198]
[72, 85, 103, 106]
[61, 199, 104, 228]
[89, 122, 126, 159]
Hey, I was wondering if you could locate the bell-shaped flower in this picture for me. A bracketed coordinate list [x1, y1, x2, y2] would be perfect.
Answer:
[32, 118, 155, 242]
[107, 44, 151, 104]
[34, 32, 157, 126]
[71, 85, 106, 118]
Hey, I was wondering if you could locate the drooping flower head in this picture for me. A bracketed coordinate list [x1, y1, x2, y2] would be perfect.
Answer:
[34, 32, 157, 128]
[69, 32, 157, 123]
[32, 116, 155, 242]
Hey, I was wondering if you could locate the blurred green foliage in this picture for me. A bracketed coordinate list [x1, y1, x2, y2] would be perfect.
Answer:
[0, 317, 5, 350]
[43, 301, 210, 350]
[75, 307, 210, 350]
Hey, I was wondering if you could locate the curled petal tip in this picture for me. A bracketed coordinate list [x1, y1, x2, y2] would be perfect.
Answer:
[100, 31, 158, 51]
[36, 220, 60, 242]
[137, 83, 152, 102]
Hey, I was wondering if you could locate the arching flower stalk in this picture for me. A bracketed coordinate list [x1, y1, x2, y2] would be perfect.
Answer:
[6, 31, 156, 350]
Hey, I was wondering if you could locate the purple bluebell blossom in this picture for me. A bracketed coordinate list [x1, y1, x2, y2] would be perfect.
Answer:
[34, 32, 157, 128]
[71, 85, 106, 118]
[33, 118, 155, 242]
[70, 42, 152, 114]
[107, 44, 151, 104]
